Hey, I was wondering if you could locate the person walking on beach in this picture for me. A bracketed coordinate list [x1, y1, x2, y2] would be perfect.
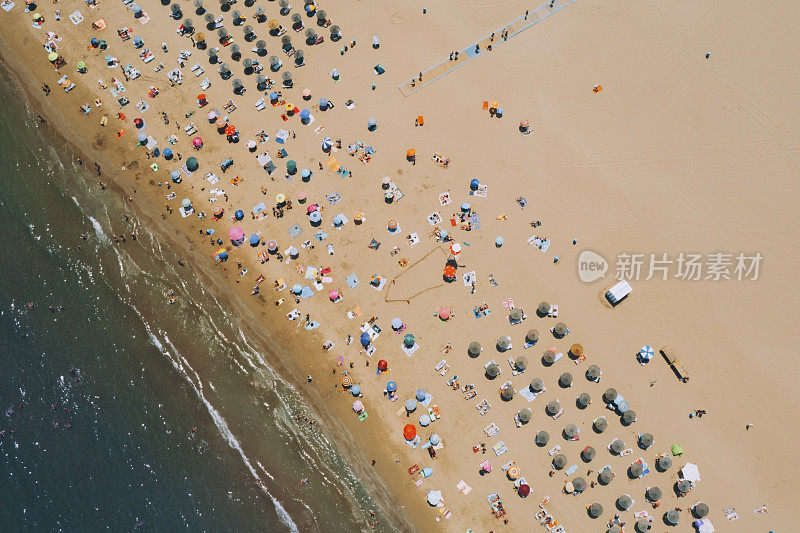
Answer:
[418, 72, 423, 82]
[475, 44, 480, 53]
[525, 9, 529, 19]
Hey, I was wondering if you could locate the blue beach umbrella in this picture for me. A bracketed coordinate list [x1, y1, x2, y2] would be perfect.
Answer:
[460, 202, 472, 213]
[292, 284, 303, 295]
[360, 332, 370, 346]
[299, 109, 310, 119]
[321, 137, 331, 151]
[235, 209, 244, 220]
[404, 399, 416, 412]
[333, 214, 343, 227]
[367, 117, 377, 131]
[318, 97, 328, 110]
[308, 211, 321, 224]
[415, 389, 426, 402]
[171, 170, 181, 182]
[470, 178, 480, 190]
[350, 384, 360, 396]
[301, 168, 310, 179]
[137, 132, 147, 143]
[163, 148, 173, 160]
[386, 381, 397, 392]
[269, 92, 279, 102]
[249, 234, 260, 246]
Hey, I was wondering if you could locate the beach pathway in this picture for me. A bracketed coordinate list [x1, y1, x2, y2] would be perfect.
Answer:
[398, 0, 579, 96]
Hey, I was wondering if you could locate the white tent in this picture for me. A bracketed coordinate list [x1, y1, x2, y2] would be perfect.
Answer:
[680, 462, 701, 483]
[605, 280, 632, 305]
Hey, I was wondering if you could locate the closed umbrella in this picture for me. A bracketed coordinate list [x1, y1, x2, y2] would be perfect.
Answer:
[646, 486, 662, 502]
[468, 341, 481, 357]
[598, 469, 614, 485]
[593, 417, 608, 433]
[581, 446, 596, 462]
[535, 430, 549, 446]
[664, 509, 680, 525]
[485, 364, 500, 378]
[572, 477, 586, 493]
[518, 408, 531, 423]
[564, 424, 579, 439]
[635, 519, 651, 532]
[559, 372, 573, 388]
[629, 462, 643, 478]
[514, 356, 528, 371]
[657, 456, 672, 471]
[497, 337, 511, 352]
[404, 399, 416, 413]
[586, 364, 601, 381]
[617, 494, 633, 511]
[693, 503, 709, 518]
[603, 388, 618, 404]
[403, 334, 415, 348]
[677, 480, 692, 494]
[639, 433, 654, 448]
[570, 344, 584, 357]
[546, 400, 560, 416]
[552, 454, 567, 469]
[610, 439, 626, 454]
[588, 502, 603, 518]
[537, 302, 551, 316]
[553, 323, 569, 337]
[529, 378, 544, 392]
[525, 329, 539, 344]
[500, 386, 514, 401]
[510, 308, 523, 322]
[577, 393, 591, 408]
[622, 410, 637, 425]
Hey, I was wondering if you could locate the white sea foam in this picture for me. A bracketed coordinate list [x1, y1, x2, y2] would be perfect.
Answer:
[87, 215, 108, 244]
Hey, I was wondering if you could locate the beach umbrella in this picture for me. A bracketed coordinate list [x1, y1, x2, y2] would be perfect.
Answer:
[518, 483, 531, 497]
[186, 157, 199, 171]
[299, 109, 310, 120]
[229, 43, 240, 58]
[249, 234, 260, 246]
[330, 68, 339, 80]
[629, 462, 643, 478]
[485, 363, 500, 378]
[286, 160, 297, 174]
[646, 486, 662, 502]
[391, 318, 404, 330]
[291, 12, 302, 24]
[577, 393, 591, 408]
[268, 19, 279, 30]
[318, 98, 330, 111]
[281, 34, 292, 46]
[76, 60, 86, 72]
[316, 9, 326, 23]
[610, 439, 626, 454]
[137, 132, 148, 143]
[351, 400, 363, 413]
[437, 307, 450, 320]
[586, 364, 601, 381]
[607, 528, 622, 533]
[193, 136, 203, 148]
[256, 39, 267, 54]
[229, 227, 244, 242]
[639, 433, 654, 448]
[266, 241, 277, 253]
[403, 424, 416, 440]
[460, 202, 472, 213]
[195, 32, 206, 43]
[386, 381, 397, 392]
[467, 342, 481, 357]
[559, 372, 573, 388]
[360, 332, 370, 347]
[677, 480, 692, 494]
[588, 502, 603, 518]
[171, 170, 181, 182]
[330, 24, 341, 40]
[419, 414, 430, 427]
[529, 378, 544, 392]
[164, 148, 173, 161]
[635, 519, 651, 532]
[181, 199, 192, 209]
[664, 509, 680, 525]
[552, 454, 567, 469]
[564, 424, 579, 439]
[622, 410, 637, 425]
[518, 408, 531, 423]
[525, 329, 539, 344]
[537, 302, 551, 316]
[639, 345, 654, 362]
[403, 334, 415, 348]
[404, 399, 416, 413]
[572, 477, 586, 493]
[603, 388, 618, 404]
[535, 430, 549, 446]
[500, 386, 514, 401]
[426, 491, 441, 507]
[219, 63, 231, 77]
[543, 349, 556, 365]
[234, 209, 244, 220]
[256, 75, 268, 90]
[581, 446, 596, 462]
[497, 336, 511, 351]
[546, 400, 561, 416]
[321, 137, 332, 151]
[617, 494, 633, 511]
[593, 417, 608, 433]
[570, 344, 584, 357]
[367, 117, 377, 131]
[415, 389, 426, 402]
[514, 356, 527, 371]
[693, 503, 709, 518]
[377, 360, 388, 371]
[171, 4, 182, 17]
[598, 469, 614, 485]
[553, 323, 569, 337]
[282, 71, 293, 85]
[184, 18, 194, 30]
[657, 456, 672, 471]
[510, 308, 523, 322]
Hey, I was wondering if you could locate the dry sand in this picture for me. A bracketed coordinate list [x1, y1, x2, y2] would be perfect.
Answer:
[2, 0, 798, 531]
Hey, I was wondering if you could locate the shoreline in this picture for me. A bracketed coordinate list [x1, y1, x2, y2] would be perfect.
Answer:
[2, 1, 798, 531]
[0, 27, 421, 533]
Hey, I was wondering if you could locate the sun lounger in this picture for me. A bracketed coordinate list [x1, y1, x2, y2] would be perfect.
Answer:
[254, 98, 266, 111]
[548, 445, 561, 456]
[191, 63, 204, 76]
[184, 122, 198, 135]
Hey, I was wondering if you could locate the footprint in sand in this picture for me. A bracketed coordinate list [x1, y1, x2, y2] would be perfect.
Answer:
[390, 12, 402, 25]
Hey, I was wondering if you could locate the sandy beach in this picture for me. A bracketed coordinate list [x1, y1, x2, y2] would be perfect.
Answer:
[2, 0, 798, 531]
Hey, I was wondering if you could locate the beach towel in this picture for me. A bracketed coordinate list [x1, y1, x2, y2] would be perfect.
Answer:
[438, 191, 451, 206]
[1, 2, 14, 13]
[401, 342, 419, 356]
[427, 211, 442, 226]
[300, 286, 315, 299]
[70, 11, 84, 24]
[468, 213, 481, 230]
[326, 191, 341, 204]
[345, 273, 359, 288]
[407, 233, 420, 246]
[288, 224, 303, 239]
[179, 206, 194, 218]
[463, 271, 476, 286]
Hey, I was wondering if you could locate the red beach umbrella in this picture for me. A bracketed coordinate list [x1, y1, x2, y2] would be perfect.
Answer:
[403, 424, 416, 440]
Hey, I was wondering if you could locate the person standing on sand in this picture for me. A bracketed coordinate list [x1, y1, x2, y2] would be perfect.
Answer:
[525, 9, 529, 20]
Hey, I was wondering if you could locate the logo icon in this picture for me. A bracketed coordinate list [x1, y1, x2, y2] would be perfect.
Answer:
[578, 250, 608, 283]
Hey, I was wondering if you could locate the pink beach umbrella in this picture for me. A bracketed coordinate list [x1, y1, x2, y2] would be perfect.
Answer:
[229, 226, 245, 244]
[329, 289, 339, 301]
[193, 136, 203, 148]
[306, 204, 318, 214]
[438, 306, 450, 320]
[352, 400, 364, 413]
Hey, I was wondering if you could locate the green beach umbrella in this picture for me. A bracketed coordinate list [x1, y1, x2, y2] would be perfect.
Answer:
[286, 160, 297, 174]
[186, 157, 199, 171]
[77, 61, 86, 71]
[403, 333, 415, 348]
